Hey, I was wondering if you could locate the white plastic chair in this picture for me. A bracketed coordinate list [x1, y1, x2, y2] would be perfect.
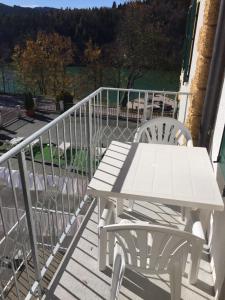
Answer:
[123, 117, 193, 218]
[134, 117, 193, 146]
[99, 203, 205, 287]
[104, 222, 204, 300]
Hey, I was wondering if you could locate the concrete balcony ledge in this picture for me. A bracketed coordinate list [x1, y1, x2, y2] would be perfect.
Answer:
[45, 199, 215, 300]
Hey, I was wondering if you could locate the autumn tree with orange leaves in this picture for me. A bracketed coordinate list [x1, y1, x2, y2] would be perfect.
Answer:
[13, 32, 74, 95]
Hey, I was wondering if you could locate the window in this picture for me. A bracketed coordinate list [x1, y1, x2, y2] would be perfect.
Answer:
[182, 0, 200, 83]
[218, 126, 225, 180]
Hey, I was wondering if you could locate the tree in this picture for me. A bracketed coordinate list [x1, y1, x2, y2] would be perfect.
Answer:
[13, 32, 74, 95]
[84, 39, 103, 90]
[115, 2, 170, 106]
[0, 44, 10, 94]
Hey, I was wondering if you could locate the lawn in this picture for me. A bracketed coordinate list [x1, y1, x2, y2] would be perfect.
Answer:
[31, 144, 97, 173]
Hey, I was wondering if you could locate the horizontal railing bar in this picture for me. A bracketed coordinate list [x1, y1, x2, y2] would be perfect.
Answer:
[101, 87, 192, 95]
[0, 88, 102, 164]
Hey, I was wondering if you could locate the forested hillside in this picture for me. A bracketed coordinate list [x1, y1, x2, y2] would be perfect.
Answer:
[0, 1, 189, 68]
[0, 1, 190, 97]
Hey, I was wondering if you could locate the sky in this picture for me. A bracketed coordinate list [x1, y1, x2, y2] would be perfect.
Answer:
[0, 0, 125, 9]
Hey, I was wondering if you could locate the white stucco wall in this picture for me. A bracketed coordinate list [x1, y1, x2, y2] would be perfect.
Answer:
[209, 75, 225, 299]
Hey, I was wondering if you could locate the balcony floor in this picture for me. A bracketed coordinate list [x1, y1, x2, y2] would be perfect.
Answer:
[45, 200, 215, 300]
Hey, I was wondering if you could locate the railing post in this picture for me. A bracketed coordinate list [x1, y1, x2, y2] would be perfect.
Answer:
[87, 98, 93, 181]
[18, 150, 42, 296]
[143, 91, 148, 122]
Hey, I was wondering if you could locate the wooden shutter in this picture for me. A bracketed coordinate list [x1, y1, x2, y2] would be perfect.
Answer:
[182, 0, 200, 83]
[218, 126, 225, 180]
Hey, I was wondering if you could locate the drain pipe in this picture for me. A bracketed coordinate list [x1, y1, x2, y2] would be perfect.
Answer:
[198, 0, 225, 149]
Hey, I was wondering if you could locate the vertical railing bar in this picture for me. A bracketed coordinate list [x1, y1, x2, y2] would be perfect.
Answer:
[69, 115, 73, 166]
[48, 130, 55, 181]
[69, 113, 76, 215]
[100, 90, 103, 148]
[97, 92, 100, 157]
[47, 209, 54, 252]
[116, 90, 119, 127]
[84, 105, 88, 188]
[18, 151, 42, 296]
[151, 92, 155, 119]
[143, 91, 148, 123]
[29, 144, 39, 209]
[126, 91, 129, 129]
[57, 122, 66, 232]
[0, 201, 7, 237]
[40, 136, 47, 191]
[22, 245, 32, 290]
[87, 98, 93, 181]
[53, 191, 59, 240]
[62, 117, 72, 223]
[93, 96, 97, 174]
[137, 92, 141, 128]
[73, 109, 80, 207]
[97, 93, 99, 152]
[79, 106, 84, 203]
[162, 92, 166, 116]
[62, 119, 68, 169]
[106, 89, 109, 127]
[8, 160, 21, 223]
[173, 93, 178, 119]
[11, 257, 22, 300]
[93, 95, 96, 144]
[38, 213, 47, 264]
[56, 124, 61, 177]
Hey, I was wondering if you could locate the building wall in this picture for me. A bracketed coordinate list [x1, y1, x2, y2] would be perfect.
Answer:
[179, 1, 225, 297]
[179, 0, 219, 144]
[210, 75, 225, 299]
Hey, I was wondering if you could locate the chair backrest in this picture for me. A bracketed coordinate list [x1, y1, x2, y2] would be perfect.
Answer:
[104, 223, 203, 275]
[134, 117, 193, 146]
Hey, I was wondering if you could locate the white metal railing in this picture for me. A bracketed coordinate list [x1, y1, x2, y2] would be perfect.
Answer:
[0, 87, 191, 299]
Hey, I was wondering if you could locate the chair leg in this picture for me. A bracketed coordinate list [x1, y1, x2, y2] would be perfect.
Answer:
[110, 252, 125, 300]
[189, 244, 202, 284]
[181, 207, 185, 221]
[99, 228, 107, 271]
[128, 200, 134, 211]
[109, 232, 115, 265]
[170, 266, 182, 300]
[116, 199, 124, 216]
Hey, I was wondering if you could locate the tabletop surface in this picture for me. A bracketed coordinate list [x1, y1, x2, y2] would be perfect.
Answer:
[87, 141, 224, 211]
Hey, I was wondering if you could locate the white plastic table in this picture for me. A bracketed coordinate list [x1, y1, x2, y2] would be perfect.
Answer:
[87, 141, 224, 216]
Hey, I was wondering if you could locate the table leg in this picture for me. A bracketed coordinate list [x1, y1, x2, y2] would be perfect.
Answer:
[98, 196, 106, 223]
[199, 209, 211, 236]
[98, 196, 107, 270]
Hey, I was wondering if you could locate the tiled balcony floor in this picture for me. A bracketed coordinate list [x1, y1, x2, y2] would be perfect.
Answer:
[45, 199, 215, 300]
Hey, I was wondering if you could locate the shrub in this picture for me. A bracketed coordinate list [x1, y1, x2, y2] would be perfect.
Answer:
[24, 92, 34, 110]
[56, 91, 73, 111]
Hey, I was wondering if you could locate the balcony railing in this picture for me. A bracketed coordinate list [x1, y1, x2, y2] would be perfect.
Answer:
[0, 87, 191, 299]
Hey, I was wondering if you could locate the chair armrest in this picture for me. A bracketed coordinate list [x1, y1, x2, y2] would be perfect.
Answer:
[190, 210, 205, 241]
[187, 139, 193, 147]
[99, 201, 115, 229]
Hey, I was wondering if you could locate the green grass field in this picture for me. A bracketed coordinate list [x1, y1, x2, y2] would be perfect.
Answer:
[32, 144, 96, 173]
